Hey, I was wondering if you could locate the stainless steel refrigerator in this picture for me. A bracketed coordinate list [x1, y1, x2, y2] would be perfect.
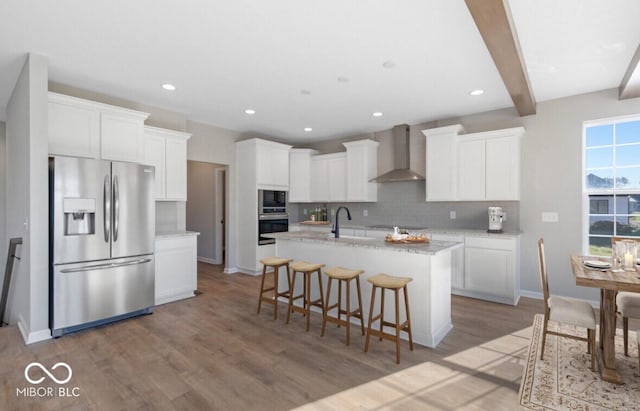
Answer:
[49, 156, 155, 337]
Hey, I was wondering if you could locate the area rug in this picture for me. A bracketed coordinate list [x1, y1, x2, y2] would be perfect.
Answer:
[519, 314, 639, 410]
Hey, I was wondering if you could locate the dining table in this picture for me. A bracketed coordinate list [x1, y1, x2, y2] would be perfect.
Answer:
[570, 255, 640, 384]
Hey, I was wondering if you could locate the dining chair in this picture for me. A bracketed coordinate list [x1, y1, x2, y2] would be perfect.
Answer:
[611, 236, 640, 356]
[538, 238, 596, 370]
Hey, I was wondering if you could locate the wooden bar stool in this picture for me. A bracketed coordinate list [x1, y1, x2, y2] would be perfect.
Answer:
[321, 267, 365, 346]
[257, 257, 293, 320]
[286, 261, 325, 331]
[364, 273, 414, 364]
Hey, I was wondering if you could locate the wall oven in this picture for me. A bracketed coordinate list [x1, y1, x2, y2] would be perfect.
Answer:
[258, 215, 288, 245]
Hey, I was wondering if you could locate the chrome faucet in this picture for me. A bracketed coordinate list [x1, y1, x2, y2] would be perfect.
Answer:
[332, 206, 352, 238]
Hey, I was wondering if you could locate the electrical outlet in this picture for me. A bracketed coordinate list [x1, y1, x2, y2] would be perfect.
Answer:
[303, 209, 307, 215]
[542, 212, 559, 222]
[330, 208, 335, 216]
[363, 209, 368, 217]
[450, 211, 456, 219]
[503, 212, 507, 222]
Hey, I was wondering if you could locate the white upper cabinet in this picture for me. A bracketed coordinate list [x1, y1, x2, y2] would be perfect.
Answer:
[143, 126, 191, 201]
[48, 92, 149, 162]
[423, 125, 463, 201]
[310, 153, 347, 202]
[343, 140, 379, 202]
[423, 125, 523, 201]
[289, 149, 318, 203]
[255, 139, 292, 190]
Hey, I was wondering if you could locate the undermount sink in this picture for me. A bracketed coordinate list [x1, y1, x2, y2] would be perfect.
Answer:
[327, 234, 376, 241]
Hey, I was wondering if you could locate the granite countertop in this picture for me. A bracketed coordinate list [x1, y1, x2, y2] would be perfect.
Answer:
[155, 230, 200, 238]
[288, 222, 521, 238]
[266, 231, 462, 255]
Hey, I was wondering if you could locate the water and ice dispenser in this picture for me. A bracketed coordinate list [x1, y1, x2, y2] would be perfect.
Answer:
[63, 198, 96, 236]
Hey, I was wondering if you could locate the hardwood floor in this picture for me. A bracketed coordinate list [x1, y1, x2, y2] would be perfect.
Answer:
[0, 262, 630, 410]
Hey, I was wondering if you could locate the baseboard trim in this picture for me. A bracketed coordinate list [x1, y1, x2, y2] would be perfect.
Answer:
[223, 266, 239, 274]
[17, 315, 51, 344]
[198, 256, 220, 265]
[519, 289, 600, 309]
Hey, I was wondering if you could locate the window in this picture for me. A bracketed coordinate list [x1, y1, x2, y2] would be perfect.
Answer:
[584, 117, 640, 255]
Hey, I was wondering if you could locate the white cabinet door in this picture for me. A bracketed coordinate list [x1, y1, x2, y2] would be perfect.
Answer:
[100, 112, 145, 163]
[48, 97, 100, 158]
[256, 142, 291, 189]
[327, 154, 347, 202]
[155, 236, 198, 305]
[165, 138, 187, 200]
[310, 157, 329, 202]
[486, 136, 520, 200]
[289, 149, 316, 202]
[457, 139, 486, 200]
[426, 134, 457, 201]
[143, 135, 166, 200]
[344, 140, 379, 202]
[431, 233, 464, 289]
[463, 236, 518, 304]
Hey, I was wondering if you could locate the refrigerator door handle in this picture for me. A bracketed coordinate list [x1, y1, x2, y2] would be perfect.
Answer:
[103, 175, 111, 242]
[59, 258, 152, 274]
[113, 175, 119, 242]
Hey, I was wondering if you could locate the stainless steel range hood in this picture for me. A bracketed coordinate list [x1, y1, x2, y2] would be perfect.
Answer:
[369, 124, 425, 183]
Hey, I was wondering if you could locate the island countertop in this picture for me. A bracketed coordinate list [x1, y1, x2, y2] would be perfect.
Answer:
[265, 230, 462, 255]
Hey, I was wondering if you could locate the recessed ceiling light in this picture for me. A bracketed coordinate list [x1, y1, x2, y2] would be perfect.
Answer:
[304, 127, 313, 132]
[372, 112, 383, 117]
[337, 76, 349, 83]
[301, 89, 311, 95]
[162, 83, 176, 91]
[469, 89, 484, 96]
[382, 60, 396, 69]
[244, 109, 256, 115]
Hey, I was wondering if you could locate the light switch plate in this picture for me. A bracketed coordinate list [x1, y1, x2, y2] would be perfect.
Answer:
[450, 211, 456, 219]
[542, 212, 559, 222]
[363, 209, 368, 217]
[303, 209, 307, 215]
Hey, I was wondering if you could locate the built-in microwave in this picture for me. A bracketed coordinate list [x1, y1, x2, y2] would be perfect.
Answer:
[258, 190, 287, 215]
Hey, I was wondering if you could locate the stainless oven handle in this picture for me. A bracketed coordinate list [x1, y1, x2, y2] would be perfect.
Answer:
[258, 214, 289, 220]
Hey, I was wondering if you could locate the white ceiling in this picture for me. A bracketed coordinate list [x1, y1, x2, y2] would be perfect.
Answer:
[0, 0, 639, 143]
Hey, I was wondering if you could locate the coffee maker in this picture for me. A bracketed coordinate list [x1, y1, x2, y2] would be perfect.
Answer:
[488, 207, 504, 233]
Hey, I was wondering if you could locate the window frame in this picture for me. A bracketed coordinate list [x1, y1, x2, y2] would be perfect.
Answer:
[583, 114, 640, 256]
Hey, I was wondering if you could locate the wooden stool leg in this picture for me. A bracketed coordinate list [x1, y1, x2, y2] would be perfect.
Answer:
[317, 269, 325, 315]
[273, 265, 279, 320]
[540, 313, 549, 360]
[379, 288, 385, 341]
[364, 285, 377, 353]
[395, 288, 401, 364]
[346, 279, 351, 346]
[286, 271, 297, 324]
[321, 277, 333, 337]
[337, 280, 342, 326]
[257, 264, 267, 314]
[403, 285, 413, 351]
[305, 272, 311, 332]
[356, 276, 365, 336]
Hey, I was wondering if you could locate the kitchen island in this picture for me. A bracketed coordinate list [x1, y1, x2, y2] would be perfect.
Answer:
[267, 231, 462, 347]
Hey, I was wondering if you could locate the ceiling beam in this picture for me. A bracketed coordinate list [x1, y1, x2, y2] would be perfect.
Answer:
[465, 0, 536, 116]
[619, 42, 640, 100]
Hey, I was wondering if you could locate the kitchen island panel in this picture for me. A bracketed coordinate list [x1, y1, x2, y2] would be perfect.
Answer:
[275, 236, 456, 347]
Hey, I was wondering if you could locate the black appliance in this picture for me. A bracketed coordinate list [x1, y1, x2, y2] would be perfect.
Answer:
[259, 190, 287, 214]
[258, 215, 288, 245]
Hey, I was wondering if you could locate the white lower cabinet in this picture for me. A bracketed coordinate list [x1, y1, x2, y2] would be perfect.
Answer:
[462, 236, 519, 305]
[155, 234, 198, 305]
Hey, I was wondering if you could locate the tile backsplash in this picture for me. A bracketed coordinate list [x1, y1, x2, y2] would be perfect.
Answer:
[289, 181, 519, 231]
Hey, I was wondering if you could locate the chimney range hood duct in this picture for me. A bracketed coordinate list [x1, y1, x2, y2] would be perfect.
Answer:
[369, 124, 425, 183]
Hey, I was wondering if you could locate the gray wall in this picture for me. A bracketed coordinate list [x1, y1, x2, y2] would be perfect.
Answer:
[0, 122, 5, 298]
[186, 161, 225, 262]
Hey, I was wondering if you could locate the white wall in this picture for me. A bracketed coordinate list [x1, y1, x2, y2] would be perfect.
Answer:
[5, 53, 50, 343]
[0, 121, 6, 301]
